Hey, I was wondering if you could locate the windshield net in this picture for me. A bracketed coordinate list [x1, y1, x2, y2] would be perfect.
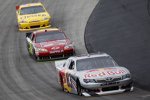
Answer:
[76, 56, 117, 71]
[36, 31, 66, 43]
[20, 6, 45, 15]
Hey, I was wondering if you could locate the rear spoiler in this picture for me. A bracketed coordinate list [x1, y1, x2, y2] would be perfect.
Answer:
[26, 32, 32, 38]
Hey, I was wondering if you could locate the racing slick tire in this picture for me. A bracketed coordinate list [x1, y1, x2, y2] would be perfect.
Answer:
[33, 50, 40, 61]
[76, 80, 83, 96]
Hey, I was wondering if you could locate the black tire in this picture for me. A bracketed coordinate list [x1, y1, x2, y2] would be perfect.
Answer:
[33, 50, 40, 61]
[76, 80, 83, 96]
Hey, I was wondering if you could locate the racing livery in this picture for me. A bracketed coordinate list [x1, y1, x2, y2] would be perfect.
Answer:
[26, 28, 74, 61]
[56, 53, 133, 96]
[16, 2, 51, 31]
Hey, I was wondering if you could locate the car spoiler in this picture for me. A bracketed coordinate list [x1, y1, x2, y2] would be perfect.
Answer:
[26, 32, 32, 38]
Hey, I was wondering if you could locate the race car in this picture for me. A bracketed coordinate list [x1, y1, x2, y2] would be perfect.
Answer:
[26, 28, 75, 61]
[56, 53, 133, 96]
[16, 2, 51, 31]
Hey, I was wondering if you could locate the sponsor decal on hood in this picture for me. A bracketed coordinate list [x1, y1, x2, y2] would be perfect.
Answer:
[20, 13, 47, 19]
[39, 40, 66, 47]
[84, 67, 127, 78]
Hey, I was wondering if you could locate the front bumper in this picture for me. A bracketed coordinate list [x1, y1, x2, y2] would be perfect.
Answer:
[82, 86, 134, 96]
[80, 79, 133, 96]
[35, 48, 74, 60]
[18, 20, 51, 31]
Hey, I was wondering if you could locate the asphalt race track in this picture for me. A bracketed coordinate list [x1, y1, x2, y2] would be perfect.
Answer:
[0, 0, 150, 100]
[85, 0, 150, 92]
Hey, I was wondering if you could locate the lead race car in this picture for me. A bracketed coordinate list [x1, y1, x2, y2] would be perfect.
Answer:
[16, 2, 51, 31]
[56, 53, 133, 96]
[26, 28, 75, 61]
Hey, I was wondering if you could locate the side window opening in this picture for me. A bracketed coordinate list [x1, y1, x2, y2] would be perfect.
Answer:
[31, 34, 35, 41]
[69, 60, 75, 70]
[63, 62, 66, 67]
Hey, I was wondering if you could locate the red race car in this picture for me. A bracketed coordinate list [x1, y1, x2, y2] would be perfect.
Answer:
[26, 28, 75, 61]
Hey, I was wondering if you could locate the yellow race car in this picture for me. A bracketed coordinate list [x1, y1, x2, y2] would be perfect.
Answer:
[16, 2, 51, 31]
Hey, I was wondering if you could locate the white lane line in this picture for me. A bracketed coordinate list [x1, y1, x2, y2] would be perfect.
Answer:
[141, 94, 150, 98]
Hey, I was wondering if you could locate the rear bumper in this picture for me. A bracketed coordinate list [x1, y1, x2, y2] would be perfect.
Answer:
[18, 20, 50, 32]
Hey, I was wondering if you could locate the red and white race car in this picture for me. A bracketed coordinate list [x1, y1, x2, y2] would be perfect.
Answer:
[26, 28, 75, 60]
[56, 53, 133, 96]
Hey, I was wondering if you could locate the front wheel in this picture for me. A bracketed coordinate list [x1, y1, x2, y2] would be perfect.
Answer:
[33, 50, 40, 61]
[76, 80, 83, 96]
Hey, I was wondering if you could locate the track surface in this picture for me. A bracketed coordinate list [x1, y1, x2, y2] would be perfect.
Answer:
[85, 0, 150, 91]
[0, 0, 150, 100]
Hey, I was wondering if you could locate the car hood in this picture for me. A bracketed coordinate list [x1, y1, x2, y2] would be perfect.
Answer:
[18, 12, 50, 22]
[77, 67, 130, 80]
[35, 39, 68, 51]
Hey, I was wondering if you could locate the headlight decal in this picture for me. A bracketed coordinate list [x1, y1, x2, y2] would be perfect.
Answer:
[64, 44, 73, 49]
[20, 20, 28, 23]
[83, 79, 97, 83]
[122, 74, 131, 80]
[35, 47, 48, 52]
[43, 17, 49, 20]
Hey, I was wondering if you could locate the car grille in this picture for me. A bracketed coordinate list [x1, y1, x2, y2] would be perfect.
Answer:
[30, 20, 40, 23]
[97, 77, 122, 83]
[102, 86, 119, 91]
[37, 53, 73, 61]
[30, 25, 40, 29]
[86, 86, 119, 92]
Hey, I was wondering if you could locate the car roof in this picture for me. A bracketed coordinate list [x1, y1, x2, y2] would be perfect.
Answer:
[69, 53, 111, 61]
[19, 2, 43, 8]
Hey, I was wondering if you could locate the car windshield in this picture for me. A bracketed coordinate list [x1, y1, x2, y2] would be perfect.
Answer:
[76, 56, 117, 71]
[20, 6, 45, 15]
[36, 31, 66, 43]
